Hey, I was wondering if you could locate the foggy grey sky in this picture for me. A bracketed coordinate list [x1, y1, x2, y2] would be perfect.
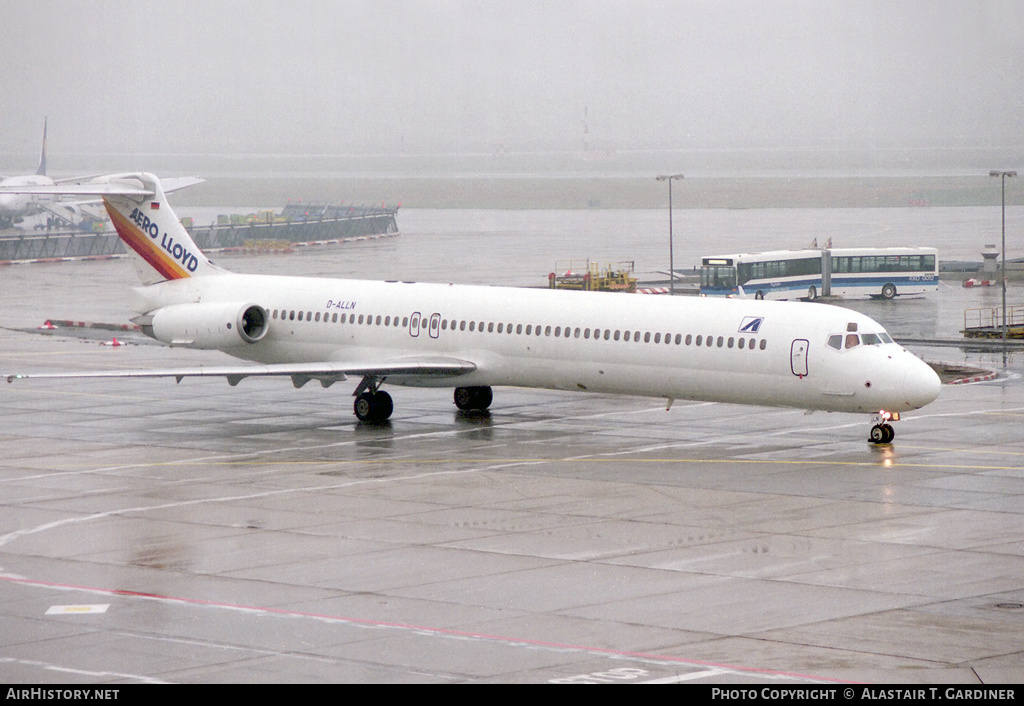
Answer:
[1, 0, 1022, 167]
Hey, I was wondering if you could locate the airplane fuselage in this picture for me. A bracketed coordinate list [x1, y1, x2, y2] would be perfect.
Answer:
[0, 174, 56, 220]
[134, 272, 940, 415]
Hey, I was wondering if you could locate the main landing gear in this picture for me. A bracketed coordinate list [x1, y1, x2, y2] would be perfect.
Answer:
[868, 410, 899, 444]
[454, 385, 493, 412]
[354, 390, 393, 423]
[352, 382, 495, 423]
[353, 376, 393, 423]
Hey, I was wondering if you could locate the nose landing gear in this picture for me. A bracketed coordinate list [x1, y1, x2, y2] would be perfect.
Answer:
[869, 410, 899, 444]
[869, 423, 894, 444]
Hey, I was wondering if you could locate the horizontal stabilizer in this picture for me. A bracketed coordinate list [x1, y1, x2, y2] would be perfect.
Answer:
[0, 173, 203, 198]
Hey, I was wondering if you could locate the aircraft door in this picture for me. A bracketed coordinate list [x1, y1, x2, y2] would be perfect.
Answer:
[408, 312, 421, 338]
[428, 313, 441, 339]
[790, 339, 809, 378]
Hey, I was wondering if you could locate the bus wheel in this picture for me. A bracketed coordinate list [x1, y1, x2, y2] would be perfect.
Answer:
[806, 286, 817, 301]
[755, 291, 764, 300]
[881, 283, 897, 299]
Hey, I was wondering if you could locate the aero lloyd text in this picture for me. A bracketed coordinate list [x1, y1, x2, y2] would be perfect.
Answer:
[129, 207, 200, 273]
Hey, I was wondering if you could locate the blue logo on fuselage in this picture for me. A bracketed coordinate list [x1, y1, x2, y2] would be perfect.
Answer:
[739, 316, 763, 333]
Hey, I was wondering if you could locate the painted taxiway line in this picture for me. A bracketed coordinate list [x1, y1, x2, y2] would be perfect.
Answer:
[0, 656, 167, 684]
[1, 574, 846, 684]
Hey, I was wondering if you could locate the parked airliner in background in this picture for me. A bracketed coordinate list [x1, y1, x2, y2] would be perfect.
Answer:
[1, 173, 940, 443]
[0, 121, 202, 228]
[0, 119, 61, 228]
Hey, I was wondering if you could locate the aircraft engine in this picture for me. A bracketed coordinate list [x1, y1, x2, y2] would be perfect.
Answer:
[146, 302, 268, 349]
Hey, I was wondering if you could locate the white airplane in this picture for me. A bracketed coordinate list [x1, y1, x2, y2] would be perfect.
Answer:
[2, 173, 940, 443]
[0, 119, 60, 227]
[0, 120, 202, 228]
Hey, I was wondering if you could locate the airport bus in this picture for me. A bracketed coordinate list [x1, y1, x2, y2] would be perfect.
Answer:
[700, 247, 938, 300]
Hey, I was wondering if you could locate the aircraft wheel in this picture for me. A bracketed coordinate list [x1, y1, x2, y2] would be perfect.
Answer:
[454, 385, 493, 411]
[881, 283, 897, 299]
[354, 393, 374, 422]
[354, 390, 393, 423]
[869, 423, 895, 444]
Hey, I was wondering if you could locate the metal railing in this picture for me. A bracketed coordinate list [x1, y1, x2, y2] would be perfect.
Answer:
[0, 209, 399, 262]
[963, 305, 1024, 338]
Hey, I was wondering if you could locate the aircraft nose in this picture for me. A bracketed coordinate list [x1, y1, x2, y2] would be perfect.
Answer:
[903, 358, 941, 410]
[0, 192, 24, 212]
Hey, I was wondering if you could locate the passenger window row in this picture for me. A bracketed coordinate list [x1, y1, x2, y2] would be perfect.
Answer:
[273, 309, 404, 326]
[270, 309, 768, 351]
[440, 318, 767, 350]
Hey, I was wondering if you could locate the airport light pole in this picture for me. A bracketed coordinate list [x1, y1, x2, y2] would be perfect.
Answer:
[656, 174, 684, 295]
[990, 170, 1016, 345]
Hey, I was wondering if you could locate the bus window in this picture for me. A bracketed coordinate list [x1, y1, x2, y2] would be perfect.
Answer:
[701, 265, 736, 289]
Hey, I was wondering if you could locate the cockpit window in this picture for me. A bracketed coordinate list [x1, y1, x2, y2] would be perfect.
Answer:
[832, 331, 892, 350]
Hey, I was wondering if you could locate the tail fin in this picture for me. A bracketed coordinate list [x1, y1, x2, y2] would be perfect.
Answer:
[35, 118, 47, 176]
[100, 172, 223, 285]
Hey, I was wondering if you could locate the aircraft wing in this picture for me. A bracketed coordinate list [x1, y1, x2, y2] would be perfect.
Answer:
[52, 174, 116, 185]
[37, 200, 101, 222]
[5, 357, 477, 388]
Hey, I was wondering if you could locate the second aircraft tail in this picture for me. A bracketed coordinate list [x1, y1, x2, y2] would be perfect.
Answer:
[35, 118, 47, 176]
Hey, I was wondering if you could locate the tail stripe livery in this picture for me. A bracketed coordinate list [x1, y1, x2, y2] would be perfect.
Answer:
[96, 173, 218, 285]
[105, 200, 197, 281]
